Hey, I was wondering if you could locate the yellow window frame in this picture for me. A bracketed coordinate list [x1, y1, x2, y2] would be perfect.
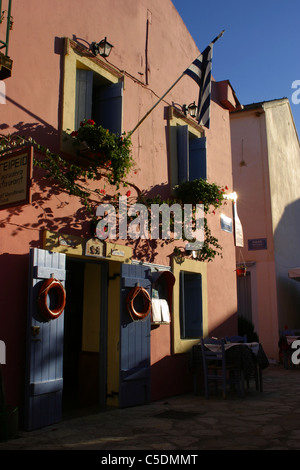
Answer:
[172, 257, 208, 354]
[61, 38, 124, 153]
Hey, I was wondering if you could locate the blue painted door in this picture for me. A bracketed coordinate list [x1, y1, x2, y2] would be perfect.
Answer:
[24, 248, 66, 431]
[119, 264, 151, 408]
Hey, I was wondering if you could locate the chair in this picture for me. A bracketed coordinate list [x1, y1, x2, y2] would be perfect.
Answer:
[200, 338, 244, 399]
[225, 335, 247, 343]
[226, 334, 259, 390]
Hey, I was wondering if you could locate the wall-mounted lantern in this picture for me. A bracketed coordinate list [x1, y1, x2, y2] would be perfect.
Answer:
[92, 37, 113, 58]
[178, 101, 198, 119]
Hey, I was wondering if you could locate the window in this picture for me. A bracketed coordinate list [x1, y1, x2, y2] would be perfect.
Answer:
[177, 126, 206, 184]
[61, 38, 124, 152]
[168, 107, 207, 188]
[172, 257, 207, 354]
[180, 271, 203, 338]
[75, 68, 123, 134]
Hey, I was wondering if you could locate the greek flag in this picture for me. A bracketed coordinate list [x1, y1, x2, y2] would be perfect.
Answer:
[184, 43, 213, 129]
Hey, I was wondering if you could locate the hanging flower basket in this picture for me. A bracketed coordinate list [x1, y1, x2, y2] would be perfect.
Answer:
[236, 267, 247, 277]
[173, 178, 228, 212]
[68, 119, 134, 187]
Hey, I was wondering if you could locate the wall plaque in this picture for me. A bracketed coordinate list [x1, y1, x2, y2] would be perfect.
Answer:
[248, 238, 267, 251]
[0, 147, 33, 209]
[85, 237, 105, 258]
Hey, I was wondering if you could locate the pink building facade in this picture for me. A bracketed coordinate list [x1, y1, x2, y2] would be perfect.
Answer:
[0, 0, 240, 430]
[230, 98, 300, 360]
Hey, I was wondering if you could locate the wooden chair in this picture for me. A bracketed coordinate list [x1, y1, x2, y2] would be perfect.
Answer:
[200, 338, 244, 399]
[226, 334, 259, 390]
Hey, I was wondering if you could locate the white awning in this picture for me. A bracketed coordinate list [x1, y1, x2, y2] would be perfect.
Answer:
[288, 268, 300, 281]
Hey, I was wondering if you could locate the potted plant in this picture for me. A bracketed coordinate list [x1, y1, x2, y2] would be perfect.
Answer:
[173, 178, 228, 212]
[67, 119, 134, 188]
[172, 178, 228, 261]
[236, 265, 247, 277]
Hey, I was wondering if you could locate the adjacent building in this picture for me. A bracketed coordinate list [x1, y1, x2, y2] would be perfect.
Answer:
[230, 98, 300, 360]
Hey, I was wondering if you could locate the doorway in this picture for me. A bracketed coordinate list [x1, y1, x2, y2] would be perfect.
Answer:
[62, 258, 108, 414]
[62, 259, 84, 411]
[237, 271, 252, 322]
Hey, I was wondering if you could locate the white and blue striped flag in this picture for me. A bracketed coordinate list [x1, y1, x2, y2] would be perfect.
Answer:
[184, 43, 213, 128]
[184, 31, 224, 129]
[129, 31, 224, 136]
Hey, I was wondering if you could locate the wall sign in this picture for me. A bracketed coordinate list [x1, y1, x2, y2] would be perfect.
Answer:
[248, 238, 267, 251]
[220, 213, 233, 233]
[0, 147, 33, 209]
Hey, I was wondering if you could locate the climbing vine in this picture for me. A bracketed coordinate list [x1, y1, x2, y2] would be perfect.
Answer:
[0, 125, 228, 262]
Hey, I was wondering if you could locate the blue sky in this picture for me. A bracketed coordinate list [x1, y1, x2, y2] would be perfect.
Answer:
[172, 0, 300, 135]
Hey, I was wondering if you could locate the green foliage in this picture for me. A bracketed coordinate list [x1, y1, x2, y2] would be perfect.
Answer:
[68, 119, 134, 188]
[136, 179, 227, 262]
[173, 179, 228, 261]
[238, 316, 259, 342]
[173, 178, 228, 213]
[0, 132, 228, 263]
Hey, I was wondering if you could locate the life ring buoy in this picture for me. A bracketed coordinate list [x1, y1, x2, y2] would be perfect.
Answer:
[38, 278, 66, 320]
[126, 286, 151, 321]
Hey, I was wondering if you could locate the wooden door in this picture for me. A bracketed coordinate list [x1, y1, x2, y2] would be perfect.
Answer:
[24, 248, 66, 431]
[119, 264, 151, 408]
[237, 272, 253, 322]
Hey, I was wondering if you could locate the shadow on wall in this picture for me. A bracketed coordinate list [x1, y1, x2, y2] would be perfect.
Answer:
[0, 253, 30, 410]
[273, 197, 300, 329]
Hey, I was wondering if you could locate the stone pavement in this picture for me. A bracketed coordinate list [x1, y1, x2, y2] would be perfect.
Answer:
[1, 363, 300, 451]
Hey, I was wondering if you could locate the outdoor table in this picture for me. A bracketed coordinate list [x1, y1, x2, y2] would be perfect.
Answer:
[190, 341, 269, 394]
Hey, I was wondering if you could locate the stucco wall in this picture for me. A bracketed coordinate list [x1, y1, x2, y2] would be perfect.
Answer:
[264, 100, 300, 330]
[0, 0, 237, 406]
[230, 106, 279, 359]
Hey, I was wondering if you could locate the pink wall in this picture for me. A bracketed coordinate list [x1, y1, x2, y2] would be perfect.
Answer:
[230, 107, 279, 359]
[0, 0, 238, 406]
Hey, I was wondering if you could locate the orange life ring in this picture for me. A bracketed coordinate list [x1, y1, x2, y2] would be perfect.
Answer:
[38, 278, 66, 320]
[126, 286, 151, 320]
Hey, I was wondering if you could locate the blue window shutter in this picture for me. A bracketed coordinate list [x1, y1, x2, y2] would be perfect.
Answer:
[177, 125, 189, 183]
[24, 248, 66, 431]
[75, 69, 93, 129]
[119, 264, 151, 408]
[93, 81, 123, 135]
[189, 137, 207, 180]
[180, 271, 203, 338]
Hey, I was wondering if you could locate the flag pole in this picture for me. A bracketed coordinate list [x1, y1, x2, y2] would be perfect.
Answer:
[128, 30, 225, 137]
[128, 73, 185, 137]
[211, 29, 225, 45]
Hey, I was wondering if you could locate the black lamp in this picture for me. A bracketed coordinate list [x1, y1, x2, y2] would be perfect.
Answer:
[92, 37, 113, 58]
[187, 101, 198, 118]
[182, 101, 198, 119]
